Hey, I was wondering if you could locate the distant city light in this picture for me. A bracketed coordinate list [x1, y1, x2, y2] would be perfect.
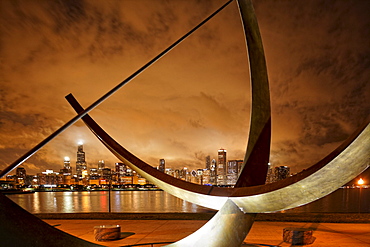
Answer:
[358, 178, 364, 185]
[42, 169, 54, 175]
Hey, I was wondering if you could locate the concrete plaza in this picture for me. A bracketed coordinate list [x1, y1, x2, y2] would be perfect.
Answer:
[43, 219, 370, 247]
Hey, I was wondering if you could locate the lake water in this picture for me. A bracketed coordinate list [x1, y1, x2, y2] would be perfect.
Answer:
[5, 188, 370, 214]
[285, 187, 369, 213]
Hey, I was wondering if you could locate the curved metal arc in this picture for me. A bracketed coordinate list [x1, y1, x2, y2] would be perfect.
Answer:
[235, 0, 271, 188]
[66, 93, 369, 212]
[232, 122, 370, 212]
[166, 200, 256, 247]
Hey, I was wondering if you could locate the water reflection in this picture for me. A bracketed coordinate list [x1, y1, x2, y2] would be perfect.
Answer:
[6, 190, 213, 214]
[33, 192, 40, 213]
[6, 188, 369, 214]
[286, 188, 370, 213]
[109, 191, 205, 213]
[63, 192, 73, 213]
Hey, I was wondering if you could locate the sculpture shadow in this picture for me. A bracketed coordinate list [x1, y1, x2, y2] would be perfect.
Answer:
[119, 232, 135, 240]
[241, 243, 281, 247]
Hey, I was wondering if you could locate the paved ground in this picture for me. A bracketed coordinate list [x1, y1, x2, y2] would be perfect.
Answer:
[44, 219, 370, 247]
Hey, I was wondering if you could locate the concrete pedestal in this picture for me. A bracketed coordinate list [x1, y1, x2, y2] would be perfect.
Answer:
[283, 227, 315, 245]
[94, 225, 121, 241]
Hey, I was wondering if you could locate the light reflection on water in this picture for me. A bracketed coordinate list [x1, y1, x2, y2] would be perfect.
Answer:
[63, 192, 73, 212]
[6, 190, 214, 214]
[285, 188, 370, 213]
[6, 188, 369, 214]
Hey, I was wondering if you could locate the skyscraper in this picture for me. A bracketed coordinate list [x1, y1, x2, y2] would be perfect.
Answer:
[16, 167, 26, 185]
[64, 156, 71, 169]
[274, 166, 290, 181]
[210, 159, 217, 185]
[227, 160, 243, 185]
[16, 167, 26, 178]
[266, 162, 273, 183]
[102, 168, 112, 181]
[217, 149, 227, 185]
[98, 160, 105, 170]
[115, 162, 126, 175]
[159, 159, 165, 172]
[64, 157, 72, 174]
[76, 142, 87, 178]
[180, 167, 189, 181]
[60, 156, 72, 176]
[115, 162, 126, 183]
[205, 155, 211, 170]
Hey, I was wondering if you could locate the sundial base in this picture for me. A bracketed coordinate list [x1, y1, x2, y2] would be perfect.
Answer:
[283, 227, 316, 245]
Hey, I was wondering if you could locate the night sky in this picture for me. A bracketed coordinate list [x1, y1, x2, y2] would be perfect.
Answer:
[1, 0, 369, 176]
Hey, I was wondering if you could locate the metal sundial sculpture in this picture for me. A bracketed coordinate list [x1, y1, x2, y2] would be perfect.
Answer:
[1, 0, 369, 246]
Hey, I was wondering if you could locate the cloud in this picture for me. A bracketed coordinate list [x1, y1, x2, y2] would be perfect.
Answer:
[0, 0, 369, 176]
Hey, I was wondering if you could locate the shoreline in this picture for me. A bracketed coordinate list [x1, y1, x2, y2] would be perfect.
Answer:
[35, 212, 370, 223]
[0, 188, 163, 194]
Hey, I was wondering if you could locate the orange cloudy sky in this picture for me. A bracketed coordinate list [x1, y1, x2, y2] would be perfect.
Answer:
[1, 0, 369, 175]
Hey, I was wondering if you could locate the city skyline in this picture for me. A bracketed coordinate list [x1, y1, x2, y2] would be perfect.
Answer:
[4, 142, 250, 176]
[2, 141, 370, 186]
[1, 0, 369, 176]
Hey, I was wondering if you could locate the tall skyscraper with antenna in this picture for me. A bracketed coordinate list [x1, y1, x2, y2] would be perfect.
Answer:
[76, 142, 87, 178]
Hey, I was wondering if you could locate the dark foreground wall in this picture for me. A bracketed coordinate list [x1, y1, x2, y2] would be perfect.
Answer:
[33, 212, 370, 223]
[0, 192, 103, 247]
